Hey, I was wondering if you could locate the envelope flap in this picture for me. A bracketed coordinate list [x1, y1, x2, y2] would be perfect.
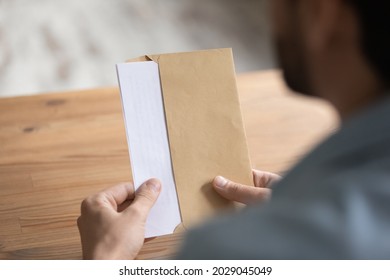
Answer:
[154, 48, 253, 229]
[126, 55, 151, 63]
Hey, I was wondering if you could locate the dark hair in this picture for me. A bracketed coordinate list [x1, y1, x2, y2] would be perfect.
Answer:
[350, 1, 390, 85]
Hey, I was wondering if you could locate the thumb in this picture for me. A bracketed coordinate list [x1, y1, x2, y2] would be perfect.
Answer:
[213, 176, 271, 205]
[125, 178, 161, 221]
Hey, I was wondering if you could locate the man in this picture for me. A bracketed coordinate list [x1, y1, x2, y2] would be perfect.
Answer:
[77, 0, 390, 259]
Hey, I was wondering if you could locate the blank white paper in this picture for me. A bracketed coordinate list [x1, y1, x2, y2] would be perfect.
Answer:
[116, 61, 181, 238]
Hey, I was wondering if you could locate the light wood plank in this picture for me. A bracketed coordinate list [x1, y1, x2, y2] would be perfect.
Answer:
[0, 71, 338, 259]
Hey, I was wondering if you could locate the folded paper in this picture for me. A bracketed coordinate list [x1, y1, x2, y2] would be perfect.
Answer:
[117, 48, 253, 237]
[117, 61, 181, 238]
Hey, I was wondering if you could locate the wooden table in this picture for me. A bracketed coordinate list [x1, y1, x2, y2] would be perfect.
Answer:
[0, 70, 338, 259]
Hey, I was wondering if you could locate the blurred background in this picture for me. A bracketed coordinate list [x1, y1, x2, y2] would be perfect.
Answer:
[0, 0, 274, 97]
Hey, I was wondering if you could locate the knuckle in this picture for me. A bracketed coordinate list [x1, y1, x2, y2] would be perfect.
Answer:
[255, 173, 268, 187]
[137, 190, 156, 205]
[94, 193, 107, 203]
[80, 193, 105, 213]
[254, 171, 280, 188]
[227, 182, 241, 194]
[80, 197, 93, 213]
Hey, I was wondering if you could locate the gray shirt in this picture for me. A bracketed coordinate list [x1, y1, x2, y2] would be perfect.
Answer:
[177, 95, 390, 259]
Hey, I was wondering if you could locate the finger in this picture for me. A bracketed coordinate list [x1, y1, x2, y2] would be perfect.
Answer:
[124, 178, 161, 221]
[213, 176, 271, 204]
[117, 200, 132, 213]
[80, 182, 135, 214]
[252, 169, 281, 188]
[100, 182, 135, 210]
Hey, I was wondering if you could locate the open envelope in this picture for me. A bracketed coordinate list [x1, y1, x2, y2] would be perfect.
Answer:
[117, 48, 253, 237]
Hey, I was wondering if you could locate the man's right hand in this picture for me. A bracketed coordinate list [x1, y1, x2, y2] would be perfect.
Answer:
[213, 169, 281, 205]
[77, 179, 161, 260]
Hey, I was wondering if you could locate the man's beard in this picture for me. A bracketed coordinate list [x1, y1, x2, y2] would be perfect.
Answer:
[273, 23, 314, 96]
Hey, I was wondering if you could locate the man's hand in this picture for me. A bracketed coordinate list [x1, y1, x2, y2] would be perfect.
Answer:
[77, 179, 161, 260]
[213, 169, 281, 205]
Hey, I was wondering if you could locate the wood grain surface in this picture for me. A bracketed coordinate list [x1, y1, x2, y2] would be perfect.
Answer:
[0, 70, 338, 259]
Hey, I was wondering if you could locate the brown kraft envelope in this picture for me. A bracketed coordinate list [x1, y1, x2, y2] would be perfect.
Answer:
[127, 48, 253, 232]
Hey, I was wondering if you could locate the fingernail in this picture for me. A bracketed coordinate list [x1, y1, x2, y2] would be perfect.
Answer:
[215, 176, 228, 188]
[146, 179, 161, 193]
